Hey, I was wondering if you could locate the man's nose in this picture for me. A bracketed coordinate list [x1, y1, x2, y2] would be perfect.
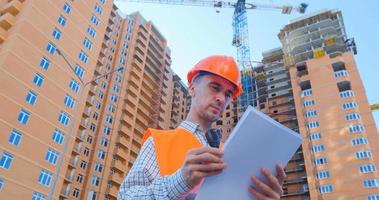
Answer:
[215, 92, 226, 105]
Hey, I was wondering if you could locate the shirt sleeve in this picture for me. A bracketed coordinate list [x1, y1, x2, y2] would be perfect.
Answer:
[117, 137, 192, 200]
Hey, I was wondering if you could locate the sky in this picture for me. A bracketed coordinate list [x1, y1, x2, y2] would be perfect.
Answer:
[114, 0, 379, 129]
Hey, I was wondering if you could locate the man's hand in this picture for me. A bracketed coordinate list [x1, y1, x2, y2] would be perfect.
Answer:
[181, 147, 227, 187]
[249, 164, 286, 200]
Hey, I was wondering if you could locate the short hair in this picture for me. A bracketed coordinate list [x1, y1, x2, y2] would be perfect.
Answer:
[192, 71, 212, 84]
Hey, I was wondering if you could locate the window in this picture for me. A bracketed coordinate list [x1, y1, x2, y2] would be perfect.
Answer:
[301, 89, 312, 97]
[77, 174, 83, 183]
[83, 38, 93, 50]
[113, 85, 120, 93]
[311, 144, 325, 153]
[90, 123, 96, 132]
[111, 94, 118, 103]
[356, 150, 372, 159]
[83, 147, 90, 156]
[90, 15, 100, 26]
[303, 99, 315, 107]
[93, 112, 99, 120]
[103, 126, 110, 135]
[9, 130, 22, 146]
[45, 149, 59, 165]
[17, 109, 30, 125]
[0, 152, 14, 169]
[94, 163, 103, 172]
[0, 178, 3, 190]
[38, 169, 53, 186]
[46, 42, 56, 54]
[342, 101, 357, 109]
[52, 129, 65, 145]
[74, 65, 85, 79]
[64, 94, 75, 109]
[58, 112, 70, 126]
[349, 124, 365, 133]
[107, 105, 115, 113]
[360, 164, 376, 173]
[79, 51, 89, 63]
[63, 3, 72, 14]
[368, 194, 379, 200]
[363, 179, 379, 188]
[98, 92, 104, 99]
[100, 0, 106, 4]
[69, 79, 80, 93]
[58, 15, 67, 26]
[91, 176, 100, 186]
[26, 90, 37, 105]
[95, 4, 103, 15]
[319, 184, 333, 194]
[33, 73, 44, 87]
[115, 75, 122, 82]
[95, 101, 101, 109]
[314, 157, 327, 165]
[307, 121, 320, 129]
[120, 57, 125, 65]
[352, 137, 368, 146]
[32, 192, 46, 200]
[73, 188, 80, 198]
[80, 161, 87, 169]
[87, 135, 93, 144]
[346, 113, 361, 121]
[340, 90, 354, 98]
[40, 57, 50, 70]
[105, 115, 113, 124]
[316, 170, 330, 179]
[52, 28, 62, 40]
[100, 138, 108, 147]
[305, 110, 317, 118]
[87, 26, 96, 38]
[97, 150, 105, 160]
[309, 133, 322, 140]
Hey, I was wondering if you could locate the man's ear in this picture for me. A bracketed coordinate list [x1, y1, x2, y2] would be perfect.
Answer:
[189, 82, 195, 97]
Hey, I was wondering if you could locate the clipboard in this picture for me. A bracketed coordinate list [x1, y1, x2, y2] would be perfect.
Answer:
[195, 106, 303, 200]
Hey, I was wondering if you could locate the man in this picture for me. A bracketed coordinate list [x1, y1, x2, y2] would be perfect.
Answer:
[118, 55, 286, 200]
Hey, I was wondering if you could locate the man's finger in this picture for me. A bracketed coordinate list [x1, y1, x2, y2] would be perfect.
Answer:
[276, 164, 286, 184]
[248, 187, 269, 200]
[251, 176, 280, 199]
[188, 162, 227, 172]
[187, 152, 223, 164]
[261, 168, 283, 195]
[188, 147, 223, 156]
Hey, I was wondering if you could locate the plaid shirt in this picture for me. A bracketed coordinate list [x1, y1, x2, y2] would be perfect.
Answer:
[118, 121, 209, 200]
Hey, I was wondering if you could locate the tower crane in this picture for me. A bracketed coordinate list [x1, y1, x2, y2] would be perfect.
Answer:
[117, 0, 308, 110]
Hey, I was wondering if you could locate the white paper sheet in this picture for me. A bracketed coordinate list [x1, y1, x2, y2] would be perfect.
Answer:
[195, 106, 303, 200]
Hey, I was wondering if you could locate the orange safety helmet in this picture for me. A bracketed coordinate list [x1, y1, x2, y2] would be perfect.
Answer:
[187, 55, 243, 98]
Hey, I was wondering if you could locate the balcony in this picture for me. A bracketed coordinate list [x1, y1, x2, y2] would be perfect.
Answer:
[0, 26, 7, 43]
[86, 95, 95, 105]
[115, 148, 127, 159]
[108, 185, 119, 198]
[0, 0, 22, 16]
[0, 12, 16, 30]
[60, 183, 71, 199]
[113, 160, 125, 172]
[117, 136, 129, 148]
[111, 173, 124, 185]
[79, 119, 88, 129]
[76, 130, 85, 141]
[72, 143, 81, 154]
[334, 70, 348, 78]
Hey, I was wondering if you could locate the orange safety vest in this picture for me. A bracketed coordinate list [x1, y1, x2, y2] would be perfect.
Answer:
[142, 127, 203, 176]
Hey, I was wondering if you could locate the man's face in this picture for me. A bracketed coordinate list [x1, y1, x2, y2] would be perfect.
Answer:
[190, 74, 236, 122]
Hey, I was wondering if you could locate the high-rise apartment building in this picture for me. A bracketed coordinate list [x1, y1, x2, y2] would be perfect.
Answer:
[0, 0, 115, 199]
[279, 9, 379, 199]
[0, 1, 187, 199]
